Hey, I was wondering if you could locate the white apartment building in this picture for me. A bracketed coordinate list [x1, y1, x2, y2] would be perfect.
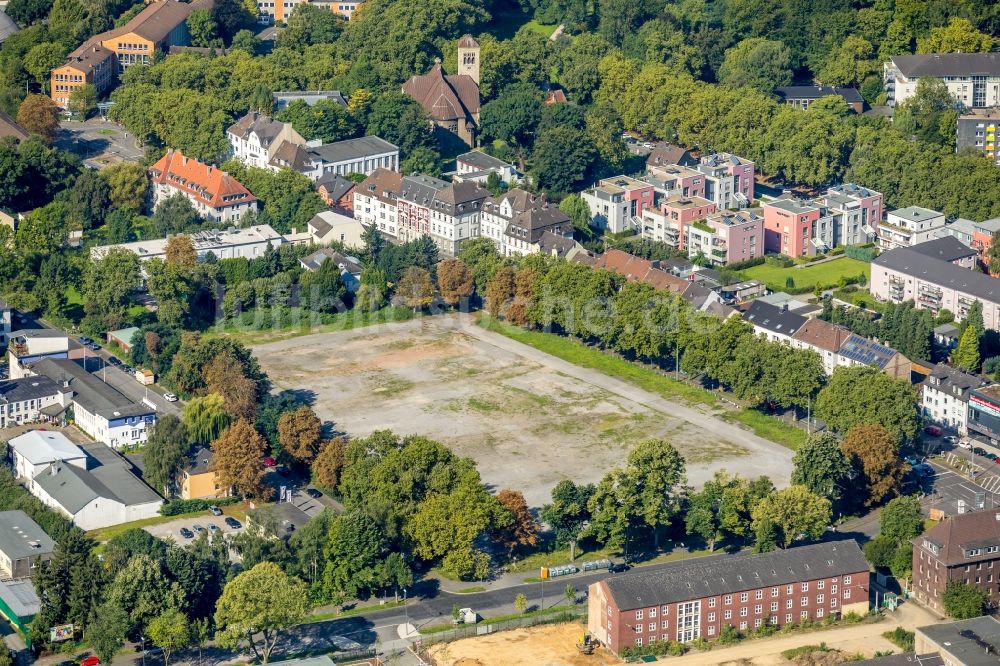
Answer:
[878, 206, 946, 250]
[353, 168, 402, 238]
[397, 175, 489, 257]
[228, 112, 311, 172]
[305, 136, 399, 181]
[885, 53, 1000, 108]
[150, 150, 257, 225]
[0, 377, 70, 430]
[481, 189, 572, 258]
[922, 363, 986, 435]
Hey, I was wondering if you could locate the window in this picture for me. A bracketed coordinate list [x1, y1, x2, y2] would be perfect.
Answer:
[740, 607, 748, 617]
[786, 599, 793, 609]
[801, 582, 809, 592]
[754, 604, 762, 615]
[817, 580, 825, 590]
[844, 589, 851, 600]
[636, 610, 643, 620]
[786, 585, 793, 595]
[649, 623, 655, 632]
[707, 613, 715, 623]
[724, 610, 732, 620]
[724, 595, 732, 605]
[817, 608, 824, 618]
[661, 620, 668, 629]
[770, 602, 778, 612]
[755, 618, 762, 628]
[708, 599, 716, 608]
[817, 595, 824, 604]
[844, 576, 852, 585]
[801, 611, 809, 619]
[740, 593, 749, 603]
[634, 626, 642, 634]
[801, 597, 808, 607]
[771, 587, 779, 597]
[635, 638, 642, 647]
[650, 608, 657, 618]
[785, 614, 793, 623]
[739, 621, 747, 630]
[755, 590, 763, 600]
[662, 606, 669, 615]
[707, 626, 716, 636]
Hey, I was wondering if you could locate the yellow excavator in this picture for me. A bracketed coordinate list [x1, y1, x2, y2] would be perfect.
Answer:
[577, 632, 596, 655]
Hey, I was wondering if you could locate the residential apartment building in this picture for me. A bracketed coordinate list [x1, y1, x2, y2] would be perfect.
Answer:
[353, 168, 402, 237]
[150, 150, 257, 224]
[835, 333, 911, 381]
[454, 151, 518, 185]
[695, 153, 754, 210]
[646, 143, 697, 169]
[0, 510, 54, 579]
[823, 183, 883, 246]
[878, 206, 946, 250]
[396, 175, 489, 257]
[227, 112, 311, 171]
[315, 173, 356, 211]
[774, 86, 865, 113]
[92, 225, 285, 263]
[885, 53, 1000, 108]
[480, 189, 571, 257]
[685, 209, 764, 266]
[50, 0, 211, 108]
[587, 541, 869, 654]
[912, 509, 1000, 612]
[582, 176, 656, 234]
[922, 363, 986, 435]
[871, 240, 1000, 329]
[957, 109, 1000, 166]
[790, 318, 851, 375]
[743, 300, 805, 344]
[0, 377, 69, 429]
[968, 385, 1000, 445]
[762, 198, 829, 256]
[940, 217, 1000, 270]
[178, 448, 224, 500]
[641, 195, 717, 247]
[30, 358, 156, 449]
[7, 330, 69, 380]
[646, 164, 706, 201]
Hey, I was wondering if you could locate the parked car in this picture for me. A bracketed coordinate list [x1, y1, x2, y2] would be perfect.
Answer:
[924, 425, 943, 437]
[163, 393, 178, 402]
[80, 656, 100, 666]
[959, 439, 973, 449]
[608, 562, 630, 574]
[305, 488, 322, 499]
[192, 524, 206, 533]
[106, 356, 122, 366]
[973, 447, 988, 457]
[224, 517, 242, 529]
[262, 456, 277, 467]
[208, 506, 222, 516]
[207, 524, 219, 533]
[86, 342, 100, 351]
[78, 336, 93, 345]
[178, 527, 194, 539]
[944, 435, 957, 444]
[913, 463, 934, 477]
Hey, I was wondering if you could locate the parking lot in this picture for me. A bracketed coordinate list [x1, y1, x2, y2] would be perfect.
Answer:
[53, 119, 144, 167]
[143, 513, 244, 543]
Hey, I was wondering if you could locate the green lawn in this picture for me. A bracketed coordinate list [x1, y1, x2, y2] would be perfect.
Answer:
[523, 19, 559, 37]
[479, 315, 806, 450]
[739, 257, 870, 293]
[65, 285, 84, 305]
[483, 11, 558, 40]
[210, 306, 419, 345]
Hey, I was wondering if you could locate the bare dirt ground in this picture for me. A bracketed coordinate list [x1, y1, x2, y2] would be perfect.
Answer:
[425, 622, 618, 666]
[252, 315, 792, 507]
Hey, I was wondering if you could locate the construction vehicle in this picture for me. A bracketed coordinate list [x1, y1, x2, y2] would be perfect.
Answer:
[577, 632, 596, 655]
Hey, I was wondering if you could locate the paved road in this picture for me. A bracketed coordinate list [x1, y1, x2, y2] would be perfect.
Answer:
[53, 120, 143, 168]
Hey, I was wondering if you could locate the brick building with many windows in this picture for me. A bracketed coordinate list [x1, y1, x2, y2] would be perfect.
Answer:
[912, 509, 1000, 613]
[587, 541, 870, 654]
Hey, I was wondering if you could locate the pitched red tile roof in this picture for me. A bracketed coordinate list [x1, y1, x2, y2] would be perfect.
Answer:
[792, 317, 852, 353]
[149, 150, 256, 209]
[918, 509, 1000, 566]
[590, 249, 689, 294]
[402, 63, 479, 122]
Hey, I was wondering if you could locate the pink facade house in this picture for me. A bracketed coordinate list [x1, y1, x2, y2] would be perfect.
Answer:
[697, 153, 755, 210]
[685, 208, 764, 265]
[641, 195, 716, 248]
[763, 198, 823, 257]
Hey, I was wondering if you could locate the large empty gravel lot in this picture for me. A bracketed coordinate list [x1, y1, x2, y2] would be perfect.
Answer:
[252, 315, 792, 506]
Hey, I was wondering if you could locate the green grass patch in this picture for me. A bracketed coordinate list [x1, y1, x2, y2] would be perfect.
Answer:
[781, 643, 831, 659]
[96, 129, 117, 136]
[723, 410, 808, 450]
[65, 285, 84, 305]
[883, 627, 915, 652]
[506, 545, 617, 574]
[306, 600, 406, 623]
[456, 586, 486, 593]
[478, 314, 715, 407]
[739, 257, 870, 293]
[420, 605, 580, 634]
[211, 306, 418, 345]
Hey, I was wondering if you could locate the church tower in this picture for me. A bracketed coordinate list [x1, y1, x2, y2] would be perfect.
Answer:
[457, 34, 480, 85]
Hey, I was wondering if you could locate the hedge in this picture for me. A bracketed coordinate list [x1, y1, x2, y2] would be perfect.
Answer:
[160, 497, 241, 516]
[844, 244, 878, 262]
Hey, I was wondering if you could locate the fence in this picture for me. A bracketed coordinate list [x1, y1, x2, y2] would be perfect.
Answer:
[414, 608, 587, 650]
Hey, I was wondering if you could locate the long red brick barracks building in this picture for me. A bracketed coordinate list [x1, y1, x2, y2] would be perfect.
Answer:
[588, 540, 870, 654]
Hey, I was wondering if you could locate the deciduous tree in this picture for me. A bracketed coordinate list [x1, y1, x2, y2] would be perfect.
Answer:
[495, 489, 540, 554]
[16, 94, 60, 143]
[879, 495, 923, 544]
[203, 352, 259, 421]
[88, 603, 129, 664]
[484, 265, 515, 317]
[165, 235, 197, 267]
[102, 162, 148, 211]
[750, 485, 831, 549]
[816, 366, 920, 445]
[182, 394, 231, 444]
[437, 257, 474, 306]
[718, 38, 792, 92]
[277, 405, 322, 463]
[790, 432, 851, 508]
[917, 17, 993, 55]
[942, 580, 988, 619]
[395, 266, 435, 310]
[540, 480, 594, 560]
[144, 415, 189, 497]
[311, 438, 346, 490]
[840, 424, 906, 508]
[214, 562, 310, 664]
[148, 608, 190, 666]
[211, 419, 268, 499]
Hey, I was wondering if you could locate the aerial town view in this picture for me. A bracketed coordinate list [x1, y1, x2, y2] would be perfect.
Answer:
[5, 0, 1000, 665]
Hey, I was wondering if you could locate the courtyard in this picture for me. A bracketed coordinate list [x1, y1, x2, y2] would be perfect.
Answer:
[251, 314, 792, 507]
[739, 257, 871, 293]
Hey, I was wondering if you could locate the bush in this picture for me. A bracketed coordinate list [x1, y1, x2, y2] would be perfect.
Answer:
[828, 246, 845, 256]
[159, 497, 241, 516]
[766, 255, 794, 268]
[883, 627, 915, 652]
[728, 256, 766, 271]
[718, 623, 742, 645]
[844, 244, 878, 262]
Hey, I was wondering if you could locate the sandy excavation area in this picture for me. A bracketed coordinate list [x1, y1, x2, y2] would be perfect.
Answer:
[252, 315, 791, 506]
[424, 622, 619, 666]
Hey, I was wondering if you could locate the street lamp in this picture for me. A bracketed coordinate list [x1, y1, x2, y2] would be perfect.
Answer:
[140, 636, 146, 666]
[403, 588, 408, 632]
